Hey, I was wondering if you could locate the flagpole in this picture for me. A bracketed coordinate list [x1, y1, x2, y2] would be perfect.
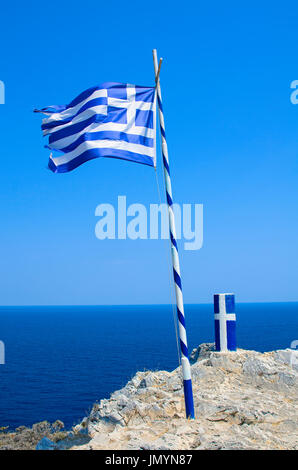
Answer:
[152, 49, 195, 419]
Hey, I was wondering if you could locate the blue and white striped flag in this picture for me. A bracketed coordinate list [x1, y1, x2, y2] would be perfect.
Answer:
[36, 82, 156, 173]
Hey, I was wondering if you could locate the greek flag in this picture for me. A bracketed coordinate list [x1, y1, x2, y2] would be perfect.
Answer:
[36, 82, 156, 173]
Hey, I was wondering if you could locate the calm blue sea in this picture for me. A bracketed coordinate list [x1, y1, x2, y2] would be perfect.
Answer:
[0, 303, 297, 430]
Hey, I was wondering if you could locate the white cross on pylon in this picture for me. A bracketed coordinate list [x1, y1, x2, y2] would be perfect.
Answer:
[215, 294, 236, 352]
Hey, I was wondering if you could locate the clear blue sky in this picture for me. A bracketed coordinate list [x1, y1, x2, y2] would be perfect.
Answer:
[0, 1, 297, 305]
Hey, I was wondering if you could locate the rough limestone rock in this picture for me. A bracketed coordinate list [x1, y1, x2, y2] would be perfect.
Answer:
[70, 345, 298, 450]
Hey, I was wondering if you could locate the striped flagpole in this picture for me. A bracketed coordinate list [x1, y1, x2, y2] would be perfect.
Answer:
[153, 49, 195, 419]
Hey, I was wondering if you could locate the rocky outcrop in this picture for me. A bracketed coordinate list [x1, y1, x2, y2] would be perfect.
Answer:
[70, 344, 298, 450]
[0, 420, 67, 450]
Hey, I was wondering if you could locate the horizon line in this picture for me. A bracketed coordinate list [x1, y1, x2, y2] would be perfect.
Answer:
[0, 300, 297, 308]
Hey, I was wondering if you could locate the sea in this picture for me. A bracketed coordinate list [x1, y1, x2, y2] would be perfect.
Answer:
[0, 302, 297, 430]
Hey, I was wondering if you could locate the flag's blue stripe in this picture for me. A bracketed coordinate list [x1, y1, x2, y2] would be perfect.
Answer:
[48, 131, 154, 154]
[135, 109, 154, 129]
[48, 148, 154, 173]
[135, 88, 155, 103]
[105, 83, 128, 100]
[48, 114, 106, 144]
[106, 107, 127, 124]
[42, 97, 108, 131]
[66, 86, 101, 110]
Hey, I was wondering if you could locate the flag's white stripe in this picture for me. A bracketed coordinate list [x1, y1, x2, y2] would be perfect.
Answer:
[107, 97, 152, 110]
[126, 85, 136, 128]
[49, 121, 155, 150]
[42, 105, 108, 136]
[52, 139, 155, 165]
[42, 89, 108, 125]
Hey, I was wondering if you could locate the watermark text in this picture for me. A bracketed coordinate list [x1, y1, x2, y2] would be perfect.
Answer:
[290, 80, 298, 104]
[95, 196, 203, 251]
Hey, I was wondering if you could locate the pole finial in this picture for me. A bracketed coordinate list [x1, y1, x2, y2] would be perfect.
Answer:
[155, 58, 163, 84]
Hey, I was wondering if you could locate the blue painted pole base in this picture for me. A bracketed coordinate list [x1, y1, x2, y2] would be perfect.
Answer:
[183, 379, 195, 419]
